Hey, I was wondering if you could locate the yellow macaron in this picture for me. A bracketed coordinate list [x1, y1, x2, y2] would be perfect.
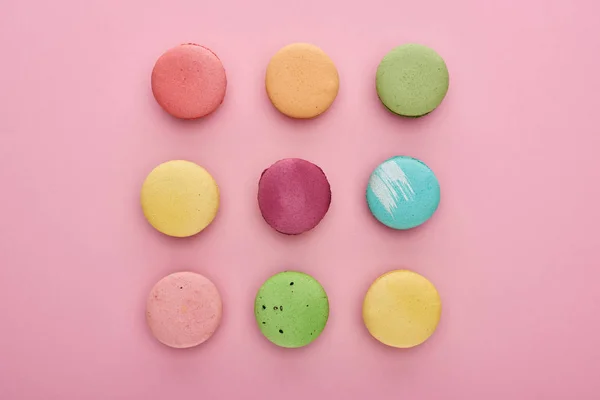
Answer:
[265, 43, 339, 119]
[141, 160, 219, 237]
[363, 270, 441, 348]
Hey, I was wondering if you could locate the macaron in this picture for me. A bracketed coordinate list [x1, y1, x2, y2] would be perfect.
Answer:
[146, 272, 222, 348]
[265, 43, 339, 119]
[376, 44, 449, 117]
[141, 160, 219, 237]
[258, 158, 331, 235]
[366, 156, 440, 230]
[151, 43, 227, 119]
[363, 270, 441, 348]
[255, 271, 329, 348]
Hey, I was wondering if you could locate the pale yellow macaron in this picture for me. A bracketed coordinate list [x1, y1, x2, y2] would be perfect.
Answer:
[265, 43, 339, 119]
[363, 270, 441, 348]
[141, 160, 219, 237]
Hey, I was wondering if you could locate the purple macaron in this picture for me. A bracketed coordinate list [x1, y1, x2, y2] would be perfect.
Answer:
[258, 158, 331, 235]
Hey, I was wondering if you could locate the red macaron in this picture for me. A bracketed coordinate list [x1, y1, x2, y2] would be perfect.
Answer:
[151, 43, 227, 119]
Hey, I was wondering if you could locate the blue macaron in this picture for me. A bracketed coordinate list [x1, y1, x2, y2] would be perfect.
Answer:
[366, 156, 440, 230]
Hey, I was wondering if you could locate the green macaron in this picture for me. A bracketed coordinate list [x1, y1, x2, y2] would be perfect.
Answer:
[376, 44, 449, 117]
[254, 271, 329, 348]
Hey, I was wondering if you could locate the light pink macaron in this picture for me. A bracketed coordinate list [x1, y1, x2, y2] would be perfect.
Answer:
[146, 272, 222, 348]
[151, 44, 227, 119]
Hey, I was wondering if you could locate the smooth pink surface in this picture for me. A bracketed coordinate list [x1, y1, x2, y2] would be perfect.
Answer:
[151, 44, 226, 119]
[1, 1, 600, 399]
[146, 272, 222, 348]
[258, 158, 331, 234]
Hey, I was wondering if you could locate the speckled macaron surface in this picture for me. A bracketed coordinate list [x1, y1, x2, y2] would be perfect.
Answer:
[146, 272, 222, 349]
[265, 43, 339, 119]
[258, 158, 331, 235]
[141, 160, 219, 237]
[255, 271, 329, 348]
[151, 44, 227, 119]
[376, 44, 449, 117]
[366, 156, 440, 230]
[363, 270, 441, 348]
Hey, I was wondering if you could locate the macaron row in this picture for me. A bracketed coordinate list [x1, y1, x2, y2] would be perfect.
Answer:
[140, 156, 441, 237]
[151, 42, 449, 120]
[146, 269, 442, 349]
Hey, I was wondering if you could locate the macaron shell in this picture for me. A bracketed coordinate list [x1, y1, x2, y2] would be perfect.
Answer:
[141, 160, 219, 237]
[151, 44, 227, 119]
[255, 271, 329, 348]
[265, 43, 339, 119]
[363, 270, 441, 348]
[258, 158, 331, 235]
[146, 272, 222, 348]
[366, 156, 440, 230]
[376, 44, 449, 117]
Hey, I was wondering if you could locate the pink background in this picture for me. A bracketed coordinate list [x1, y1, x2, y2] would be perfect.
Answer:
[1, 0, 600, 399]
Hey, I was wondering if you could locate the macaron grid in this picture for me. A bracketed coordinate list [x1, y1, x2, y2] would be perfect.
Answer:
[143, 42, 448, 349]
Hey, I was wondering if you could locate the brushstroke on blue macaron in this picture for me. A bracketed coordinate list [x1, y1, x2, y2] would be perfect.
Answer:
[366, 156, 440, 230]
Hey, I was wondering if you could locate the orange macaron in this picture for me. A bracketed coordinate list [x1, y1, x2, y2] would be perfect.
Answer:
[265, 43, 339, 119]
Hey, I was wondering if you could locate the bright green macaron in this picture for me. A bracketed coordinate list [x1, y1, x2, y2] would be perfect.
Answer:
[255, 271, 329, 348]
[376, 44, 449, 117]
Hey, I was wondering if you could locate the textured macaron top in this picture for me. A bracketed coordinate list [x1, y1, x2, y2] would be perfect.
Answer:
[141, 160, 220, 237]
[265, 43, 339, 118]
[258, 158, 331, 235]
[363, 269, 441, 348]
[376, 44, 449, 117]
[146, 271, 223, 348]
[151, 43, 227, 119]
[255, 271, 329, 348]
